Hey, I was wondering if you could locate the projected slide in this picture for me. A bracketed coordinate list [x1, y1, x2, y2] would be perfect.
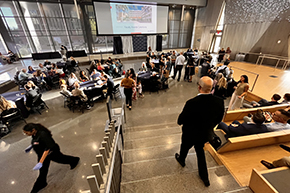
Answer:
[110, 3, 157, 34]
[93, 1, 168, 35]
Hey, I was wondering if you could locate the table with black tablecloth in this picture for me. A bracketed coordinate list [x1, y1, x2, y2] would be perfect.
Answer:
[137, 71, 160, 91]
[1, 91, 30, 118]
[80, 80, 106, 100]
[2, 91, 26, 102]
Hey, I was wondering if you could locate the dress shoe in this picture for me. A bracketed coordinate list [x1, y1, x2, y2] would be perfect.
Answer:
[70, 157, 80, 170]
[202, 179, 210, 187]
[280, 144, 290, 153]
[261, 160, 275, 169]
[175, 153, 185, 167]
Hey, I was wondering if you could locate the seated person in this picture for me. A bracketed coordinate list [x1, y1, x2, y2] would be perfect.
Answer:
[38, 63, 47, 72]
[266, 109, 290, 131]
[281, 93, 290, 104]
[7, 50, 16, 61]
[90, 69, 101, 81]
[69, 56, 77, 67]
[0, 52, 11, 63]
[115, 58, 123, 73]
[261, 144, 290, 169]
[247, 94, 281, 108]
[217, 110, 268, 138]
[24, 83, 39, 108]
[68, 73, 79, 86]
[97, 62, 105, 71]
[150, 63, 159, 72]
[109, 61, 117, 75]
[60, 84, 72, 97]
[43, 60, 52, 70]
[89, 60, 98, 73]
[140, 62, 147, 71]
[80, 70, 89, 82]
[27, 66, 36, 74]
[55, 66, 65, 78]
[106, 57, 113, 65]
[0, 95, 16, 114]
[72, 82, 88, 102]
[18, 69, 32, 81]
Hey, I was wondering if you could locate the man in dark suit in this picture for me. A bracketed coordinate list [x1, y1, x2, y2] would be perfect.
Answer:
[175, 76, 224, 187]
[217, 110, 268, 138]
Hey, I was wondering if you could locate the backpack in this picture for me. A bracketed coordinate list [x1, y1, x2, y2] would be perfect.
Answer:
[217, 66, 228, 77]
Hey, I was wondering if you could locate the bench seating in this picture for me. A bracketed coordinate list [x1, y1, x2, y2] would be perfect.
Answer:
[215, 129, 290, 153]
[224, 103, 289, 122]
[249, 167, 290, 193]
[244, 91, 263, 103]
[205, 141, 290, 186]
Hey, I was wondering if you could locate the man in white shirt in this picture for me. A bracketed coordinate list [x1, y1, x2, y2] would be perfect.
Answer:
[38, 63, 47, 72]
[266, 109, 290, 131]
[172, 52, 185, 81]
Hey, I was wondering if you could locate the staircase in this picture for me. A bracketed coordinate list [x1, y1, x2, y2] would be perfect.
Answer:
[121, 122, 253, 193]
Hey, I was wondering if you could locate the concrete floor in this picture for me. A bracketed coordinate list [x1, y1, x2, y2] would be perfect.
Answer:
[0, 56, 231, 193]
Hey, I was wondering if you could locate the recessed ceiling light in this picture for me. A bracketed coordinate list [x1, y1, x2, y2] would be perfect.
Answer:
[277, 40, 281, 44]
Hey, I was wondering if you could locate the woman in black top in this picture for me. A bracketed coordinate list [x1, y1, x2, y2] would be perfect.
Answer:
[79, 70, 89, 82]
[213, 77, 227, 99]
[23, 123, 80, 193]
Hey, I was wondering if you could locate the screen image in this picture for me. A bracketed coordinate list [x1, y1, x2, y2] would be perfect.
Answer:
[94, 2, 168, 35]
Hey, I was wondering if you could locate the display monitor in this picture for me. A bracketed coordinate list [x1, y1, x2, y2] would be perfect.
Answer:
[93, 2, 168, 35]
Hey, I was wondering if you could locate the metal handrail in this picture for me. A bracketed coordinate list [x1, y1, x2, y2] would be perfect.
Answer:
[104, 107, 124, 193]
[230, 65, 259, 92]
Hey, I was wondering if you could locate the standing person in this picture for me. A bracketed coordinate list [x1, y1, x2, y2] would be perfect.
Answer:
[121, 72, 135, 110]
[172, 52, 185, 81]
[60, 45, 67, 61]
[170, 51, 177, 76]
[218, 48, 225, 63]
[225, 47, 231, 60]
[175, 76, 224, 187]
[228, 75, 249, 110]
[23, 123, 80, 193]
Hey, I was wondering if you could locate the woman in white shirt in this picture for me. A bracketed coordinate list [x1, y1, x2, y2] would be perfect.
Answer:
[0, 96, 16, 114]
[68, 73, 79, 86]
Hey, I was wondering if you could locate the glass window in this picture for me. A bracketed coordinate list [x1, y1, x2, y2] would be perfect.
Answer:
[0, 33, 7, 54]
[53, 36, 71, 50]
[63, 4, 78, 18]
[162, 35, 169, 49]
[106, 36, 113, 52]
[14, 36, 32, 57]
[42, 3, 62, 17]
[71, 36, 87, 51]
[92, 36, 106, 53]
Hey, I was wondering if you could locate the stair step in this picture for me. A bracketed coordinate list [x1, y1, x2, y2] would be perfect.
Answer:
[125, 122, 177, 133]
[124, 133, 181, 150]
[124, 143, 194, 163]
[121, 165, 241, 193]
[224, 187, 253, 193]
[121, 151, 218, 183]
[124, 126, 181, 140]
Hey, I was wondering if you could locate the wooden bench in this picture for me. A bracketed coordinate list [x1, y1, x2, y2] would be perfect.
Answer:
[223, 103, 289, 122]
[215, 129, 290, 153]
[249, 167, 290, 193]
[205, 141, 290, 186]
[244, 91, 263, 103]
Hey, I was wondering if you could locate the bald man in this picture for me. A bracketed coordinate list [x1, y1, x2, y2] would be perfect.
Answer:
[175, 76, 224, 187]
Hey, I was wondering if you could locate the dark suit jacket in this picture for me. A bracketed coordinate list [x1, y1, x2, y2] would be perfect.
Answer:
[178, 94, 224, 144]
[223, 121, 269, 138]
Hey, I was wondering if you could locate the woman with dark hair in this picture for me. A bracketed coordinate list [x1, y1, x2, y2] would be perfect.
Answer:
[129, 68, 137, 100]
[121, 71, 135, 110]
[23, 123, 80, 193]
[79, 70, 89, 82]
[228, 75, 249, 110]
[28, 66, 36, 74]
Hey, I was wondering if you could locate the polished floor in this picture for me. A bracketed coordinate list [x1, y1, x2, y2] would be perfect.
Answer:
[0, 56, 289, 192]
